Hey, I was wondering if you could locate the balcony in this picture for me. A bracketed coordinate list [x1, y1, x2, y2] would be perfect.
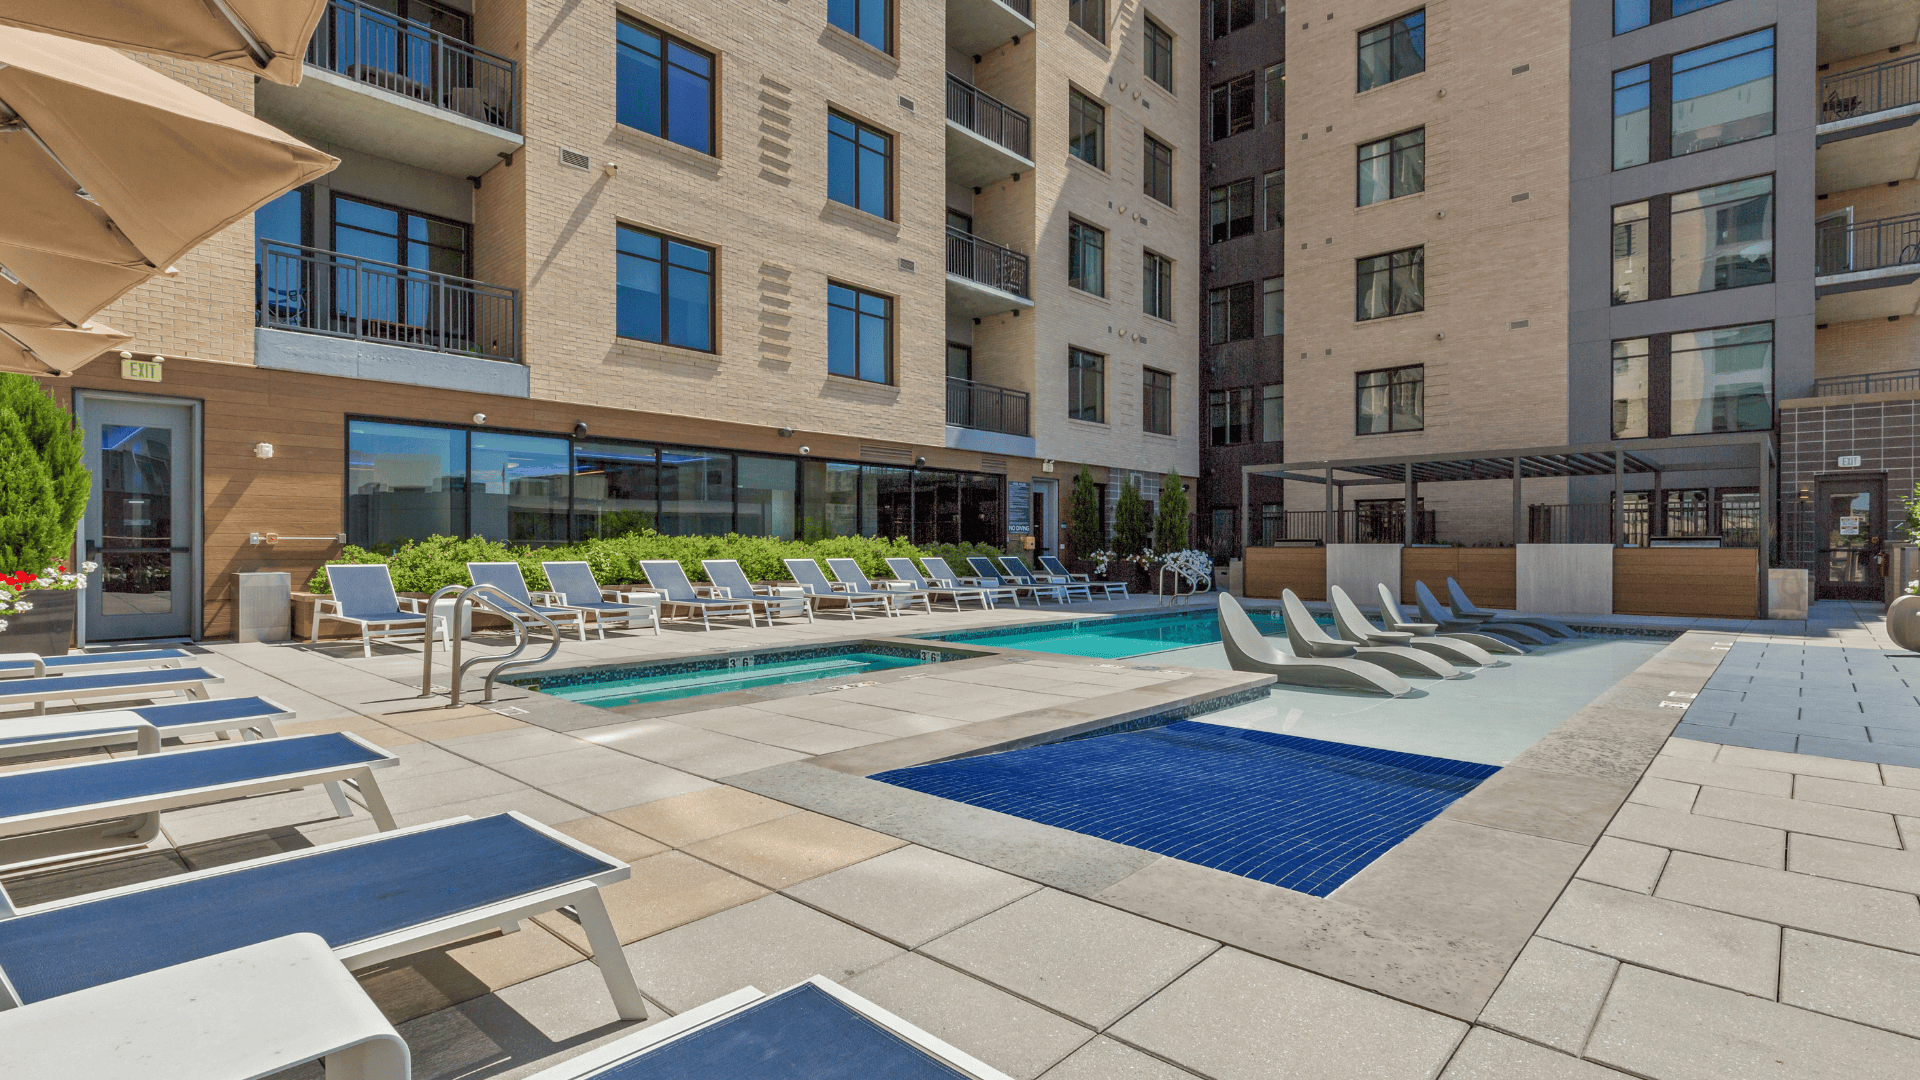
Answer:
[1815, 213, 1920, 322]
[946, 377, 1035, 456]
[946, 228, 1034, 319]
[255, 0, 523, 177]
[1816, 54, 1920, 193]
[948, 0, 1033, 60]
[1819, 0, 1920, 65]
[946, 75, 1034, 189]
[1813, 367, 1920, 397]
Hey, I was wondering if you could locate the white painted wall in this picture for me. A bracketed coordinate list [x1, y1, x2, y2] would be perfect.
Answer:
[1326, 545, 1403, 611]
[1516, 544, 1613, 615]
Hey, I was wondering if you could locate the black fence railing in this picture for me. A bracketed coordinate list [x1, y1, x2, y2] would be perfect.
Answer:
[1815, 368, 1920, 397]
[946, 228, 1030, 298]
[1261, 510, 1436, 545]
[946, 377, 1030, 436]
[308, 0, 517, 132]
[1523, 503, 1759, 547]
[1817, 212, 1920, 277]
[946, 74, 1032, 159]
[1821, 54, 1920, 124]
[257, 239, 520, 362]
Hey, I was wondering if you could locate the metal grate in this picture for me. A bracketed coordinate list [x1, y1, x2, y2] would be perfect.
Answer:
[558, 147, 591, 170]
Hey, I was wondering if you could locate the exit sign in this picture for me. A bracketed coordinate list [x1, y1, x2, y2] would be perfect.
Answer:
[1838, 455, 1863, 468]
[121, 357, 161, 382]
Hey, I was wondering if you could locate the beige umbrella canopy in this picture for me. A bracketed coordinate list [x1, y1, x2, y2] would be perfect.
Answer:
[0, 0, 329, 85]
[0, 24, 336, 327]
[0, 319, 132, 377]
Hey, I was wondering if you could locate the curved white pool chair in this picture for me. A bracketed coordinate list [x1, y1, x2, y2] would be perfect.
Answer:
[1446, 578, 1579, 639]
[1285, 590, 1459, 679]
[1218, 594, 1411, 697]
[1413, 581, 1545, 650]
[1326, 587, 1467, 678]
[1373, 585, 1500, 666]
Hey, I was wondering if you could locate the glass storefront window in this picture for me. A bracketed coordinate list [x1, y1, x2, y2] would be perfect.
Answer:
[1671, 322, 1773, 434]
[659, 446, 733, 535]
[1612, 338, 1649, 438]
[736, 455, 798, 539]
[869, 466, 912, 539]
[573, 441, 657, 539]
[470, 432, 571, 543]
[347, 420, 467, 547]
[913, 470, 962, 545]
[800, 460, 861, 540]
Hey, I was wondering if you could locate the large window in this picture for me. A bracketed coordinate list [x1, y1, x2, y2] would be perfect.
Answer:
[1612, 338, 1649, 439]
[1069, 219, 1106, 296]
[1261, 384, 1284, 442]
[1356, 127, 1424, 205]
[1211, 0, 1255, 39]
[1671, 323, 1773, 434]
[1616, 0, 1735, 36]
[735, 455, 798, 540]
[1210, 178, 1254, 243]
[827, 0, 889, 53]
[1211, 74, 1255, 141]
[1070, 89, 1106, 168]
[616, 224, 714, 351]
[332, 194, 468, 277]
[1209, 388, 1251, 446]
[1265, 63, 1285, 125]
[1358, 10, 1425, 92]
[468, 432, 570, 543]
[1356, 365, 1424, 434]
[1143, 250, 1174, 321]
[1611, 175, 1773, 304]
[1264, 170, 1285, 230]
[1143, 367, 1174, 435]
[1612, 200, 1650, 305]
[1356, 247, 1425, 320]
[1209, 282, 1256, 344]
[1069, 347, 1106, 423]
[616, 17, 714, 155]
[347, 420, 467, 547]
[1144, 18, 1174, 91]
[828, 282, 891, 384]
[828, 111, 891, 219]
[1613, 63, 1651, 169]
[1143, 133, 1174, 205]
[1069, 0, 1104, 41]
[574, 441, 659, 538]
[657, 447, 733, 536]
[1262, 277, 1283, 336]
[1613, 28, 1774, 171]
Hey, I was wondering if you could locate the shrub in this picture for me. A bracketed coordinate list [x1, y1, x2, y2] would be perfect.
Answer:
[1113, 478, 1149, 557]
[1154, 470, 1189, 553]
[1068, 465, 1102, 560]
[0, 374, 88, 574]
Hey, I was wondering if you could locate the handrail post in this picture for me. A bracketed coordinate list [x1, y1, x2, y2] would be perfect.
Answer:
[419, 584, 468, 697]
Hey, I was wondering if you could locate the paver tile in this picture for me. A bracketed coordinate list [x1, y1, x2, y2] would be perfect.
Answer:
[1789, 833, 1920, 894]
[538, 761, 715, 814]
[1038, 1036, 1204, 1080]
[1655, 851, 1920, 953]
[1627, 775, 1699, 811]
[605, 784, 800, 846]
[619, 894, 900, 1013]
[533, 849, 767, 948]
[485, 746, 639, 787]
[1575, 837, 1670, 895]
[1883, 763, 1920, 789]
[845, 953, 1094, 1080]
[1645, 757, 1792, 797]
[357, 922, 586, 1025]
[1477, 936, 1619, 1053]
[1715, 745, 1884, 783]
[1534, 880, 1779, 997]
[785, 845, 1039, 947]
[1658, 738, 1720, 761]
[550, 815, 669, 862]
[376, 765, 528, 814]
[1794, 774, 1920, 817]
[1439, 768, 1631, 846]
[683, 809, 905, 888]
[1438, 1028, 1631, 1079]
[1692, 786, 1900, 847]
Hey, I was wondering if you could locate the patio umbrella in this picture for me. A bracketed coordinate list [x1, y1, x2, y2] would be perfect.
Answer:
[0, 25, 335, 326]
[0, 0, 328, 85]
[0, 319, 131, 376]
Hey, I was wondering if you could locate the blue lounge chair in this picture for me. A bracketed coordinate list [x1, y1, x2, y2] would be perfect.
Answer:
[703, 559, 813, 623]
[826, 558, 933, 614]
[966, 556, 1064, 603]
[1002, 556, 1092, 602]
[922, 556, 1020, 608]
[1039, 554, 1129, 599]
[640, 560, 760, 629]
[314, 565, 447, 658]
[0, 813, 647, 1020]
[0, 667, 222, 717]
[884, 557, 995, 610]
[0, 648, 190, 680]
[783, 559, 894, 618]
[0, 695, 294, 761]
[467, 562, 591, 642]
[540, 560, 662, 638]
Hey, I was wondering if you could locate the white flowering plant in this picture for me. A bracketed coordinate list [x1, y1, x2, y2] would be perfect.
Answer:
[1088, 549, 1155, 577]
[0, 562, 96, 633]
[1158, 548, 1215, 587]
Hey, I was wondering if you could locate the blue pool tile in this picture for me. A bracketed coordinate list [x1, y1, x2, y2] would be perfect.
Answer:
[872, 722, 1499, 897]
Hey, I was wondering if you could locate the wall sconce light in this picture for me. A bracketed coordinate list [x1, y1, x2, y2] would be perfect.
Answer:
[251, 442, 274, 459]
[602, 162, 618, 179]
[1042, 459, 1056, 473]
[573, 421, 589, 438]
[472, 413, 487, 424]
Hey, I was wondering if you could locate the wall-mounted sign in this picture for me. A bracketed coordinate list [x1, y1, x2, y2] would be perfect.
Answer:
[1838, 455, 1863, 468]
[1006, 481, 1031, 534]
[1840, 516, 1863, 536]
[121, 357, 161, 382]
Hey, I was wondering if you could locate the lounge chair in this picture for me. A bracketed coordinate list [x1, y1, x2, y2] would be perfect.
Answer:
[1217, 594, 1410, 696]
[0, 695, 295, 761]
[783, 559, 897, 618]
[522, 976, 1016, 1080]
[922, 556, 1021, 607]
[0, 732, 399, 868]
[314, 564, 449, 658]
[0, 933, 408, 1080]
[1282, 590, 1460, 679]
[466, 562, 591, 642]
[703, 560, 814, 623]
[542, 561, 662, 638]
[966, 556, 1065, 603]
[1003, 556, 1093, 602]
[827, 558, 934, 614]
[1413, 581, 1549, 648]
[1447, 578, 1579, 638]
[1326, 586, 1478, 678]
[1039, 554, 1129, 599]
[1373, 585, 1500, 666]
[0, 648, 190, 680]
[640, 560, 760, 629]
[0, 812, 648, 1020]
[0, 666, 222, 717]
[885, 557, 995, 610]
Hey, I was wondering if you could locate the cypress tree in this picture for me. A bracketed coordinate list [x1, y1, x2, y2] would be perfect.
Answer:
[1113, 478, 1149, 557]
[1068, 465, 1102, 559]
[0, 406, 63, 573]
[1154, 470, 1189, 553]
[0, 375, 88, 551]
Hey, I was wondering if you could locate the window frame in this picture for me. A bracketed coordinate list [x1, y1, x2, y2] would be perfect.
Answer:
[1068, 0, 1106, 42]
[1355, 126, 1425, 206]
[827, 280, 894, 385]
[1069, 87, 1107, 169]
[1143, 367, 1174, 436]
[1615, 0, 1735, 36]
[1610, 173, 1775, 305]
[1142, 249, 1174, 322]
[1068, 346, 1107, 423]
[826, 0, 892, 54]
[615, 15, 716, 156]
[1357, 10, 1426, 93]
[1611, 27, 1776, 172]
[1208, 282, 1257, 344]
[1608, 321, 1775, 438]
[1261, 276, 1283, 337]
[1211, 0, 1256, 39]
[1144, 17, 1175, 92]
[1208, 387, 1252, 446]
[615, 222, 716, 352]
[1355, 246, 1426, 321]
[1209, 178, 1255, 243]
[1260, 384, 1283, 443]
[1263, 169, 1285, 230]
[1210, 73, 1256, 141]
[1354, 364, 1425, 435]
[1143, 132, 1175, 206]
[1068, 218, 1107, 297]
[1264, 63, 1285, 126]
[827, 110, 894, 220]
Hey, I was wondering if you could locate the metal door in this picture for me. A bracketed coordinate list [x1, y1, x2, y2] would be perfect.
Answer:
[1815, 477, 1884, 601]
[78, 395, 199, 640]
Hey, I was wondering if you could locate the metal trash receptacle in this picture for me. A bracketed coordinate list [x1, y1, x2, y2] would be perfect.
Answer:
[235, 572, 292, 643]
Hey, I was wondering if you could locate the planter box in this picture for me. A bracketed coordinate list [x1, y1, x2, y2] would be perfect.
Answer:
[3, 589, 77, 656]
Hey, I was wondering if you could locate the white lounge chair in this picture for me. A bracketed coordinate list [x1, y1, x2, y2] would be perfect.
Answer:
[1281, 590, 1459, 679]
[1413, 581, 1547, 648]
[1373, 585, 1500, 666]
[0, 812, 647, 1021]
[0, 695, 295, 761]
[314, 564, 449, 658]
[827, 558, 934, 614]
[1447, 578, 1579, 638]
[542, 561, 662, 638]
[1325, 587, 1469, 678]
[884, 557, 995, 610]
[0, 666, 222, 717]
[783, 559, 895, 618]
[465, 562, 592, 642]
[1039, 554, 1129, 599]
[1003, 556, 1093, 602]
[922, 556, 1021, 607]
[1217, 594, 1411, 696]
[640, 560, 760, 629]
[703, 559, 814, 623]
[967, 556, 1064, 603]
[0, 648, 190, 680]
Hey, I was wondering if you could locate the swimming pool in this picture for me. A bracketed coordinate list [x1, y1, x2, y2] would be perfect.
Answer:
[508, 643, 965, 708]
[926, 607, 1308, 659]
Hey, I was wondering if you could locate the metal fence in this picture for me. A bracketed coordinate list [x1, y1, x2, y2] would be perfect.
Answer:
[308, 0, 517, 132]
[1260, 509, 1436, 545]
[1821, 53, 1920, 123]
[1523, 503, 1760, 547]
[1816, 212, 1920, 276]
[1815, 368, 1920, 396]
[946, 377, 1030, 436]
[946, 227, 1030, 298]
[946, 74, 1032, 159]
[257, 239, 521, 362]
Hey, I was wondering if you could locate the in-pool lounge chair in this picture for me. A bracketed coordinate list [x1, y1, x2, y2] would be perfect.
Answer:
[703, 560, 814, 624]
[640, 560, 760, 630]
[1283, 590, 1460, 679]
[922, 556, 1021, 607]
[1372, 584, 1500, 666]
[0, 667, 222, 717]
[1447, 578, 1579, 639]
[1413, 581, 1549, 648]
[1217, 594, 1410, 697]
[966, 556, 1065, 603]
[0, 695, 295, 761]
[1326, 586, 1488, 674]
[0, 813, 648, 1020]
[314, 564, 449, 658]
[827, 558, 934, 614]
[0, 732, 399, 868]
[0, 648, 190, 680]
[1039, 554, 1129, 599]
[466, 562, 592, 642]
[885, 557, 995, 610]
[542, 561, 662, 638]
[783, 559, 896, 618]
[1003, 556, 1093, 602]
[522, 976, 1013, 1080]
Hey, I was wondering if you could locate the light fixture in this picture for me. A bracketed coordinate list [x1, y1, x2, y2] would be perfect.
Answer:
[602, 162, 618, 178]
[251, 442, 274, 459]
[916, 456, 928, 466]
[117, 350, 132, 360]
[473, 413, 487, 424]
[777, 426, 794, 437]
[573, 421, 589, 438]
[799, 446, 811, 455]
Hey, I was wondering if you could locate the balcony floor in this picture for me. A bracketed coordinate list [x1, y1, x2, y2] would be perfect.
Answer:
[257, 66, 524, 177]
[947, 0, 1033, 58]
[945, 120, 1034, 191]
[1816, 265, 1920, 322]
[946, 273, 1034, 321]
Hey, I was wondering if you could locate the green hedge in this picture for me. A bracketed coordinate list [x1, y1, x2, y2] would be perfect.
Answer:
[305, 532, 1011, 594]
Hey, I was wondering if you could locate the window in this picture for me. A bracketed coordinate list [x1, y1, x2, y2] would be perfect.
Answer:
[1356, 365, 1424, 434]
[1069, 219, 1106, 296]
[1612, 337, 1649, 438]
[1208, 282, 1256, 344]
[828, 282, 891, 384]
[1265, 63, 1285, 125]
[1262, 277, 1283, 336]
[828, 111, 891, 219]
[1208, 389, 1250, 445]
[1142, 250, 1174, 321]
[1143, 133, 1174, 205]
[1069, 0, 1104, 41]
[617, 224, 714, 351]
[1671, 322, 1772, 434]
[1144, 18, 1174, 91]
[1143, 367, 1174, 435]
[946, 341, 972, 380]
[1358, 10, 1425, 92]
[1211, 74, 1255, 140]
[1211, 0, 1255, 39]
[348, 420, 467, 547]
[1260, 502, 1283, 543]
[1672, 29, 1774, 157]
[616, 17, 714, 155]
[1613, 64, 1651, 169]
[827, 0, 889, 53]
[1069, 347, 1106, 422]
[573, 441, 660, 538]
[659, 447, 734, 536]
[1260, 384, 1283, 442]
[1616, 0, 1734, 36]
[1210, 178, 1254, 243]
[1264, 170, 1285, 230]
[1612, 200, 1650, 305]
[332, 194, 468, 277]
[1355, 246, 1425, 321]
[1211, 508, 1237, 551]
[1356, 127, 1424, 205]
[1069, 89, 1106, 168]
[1670, 175, 1774, 296]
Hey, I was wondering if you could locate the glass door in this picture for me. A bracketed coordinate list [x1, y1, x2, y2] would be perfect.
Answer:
[1815, 478, 1884, 601]
[79, 395, 198, 640]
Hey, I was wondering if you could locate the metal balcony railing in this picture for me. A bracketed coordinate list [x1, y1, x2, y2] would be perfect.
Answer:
[257, 239, 521, 363]
[1814, 368, 1920, 397]
[946, 377, 1031, 436]
[1002, 0, 1033, 15]
[946, 74, 1032, 159]
[1259, 510, 1436, 545]
[307, 0, 518, 132]
[1821, 54, 1920, 124]
[1817, 212, 1920, 276]
[946, 227, 1030, 298]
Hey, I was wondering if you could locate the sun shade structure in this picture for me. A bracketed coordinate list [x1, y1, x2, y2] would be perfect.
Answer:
[0, 0, 328, 85]
[0, 25, 335, 327]
[0, 318, 129, 375]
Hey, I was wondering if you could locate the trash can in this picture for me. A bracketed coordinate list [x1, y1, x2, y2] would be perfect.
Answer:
[431, 596, 475, 640]
[234, 572, 292, 643]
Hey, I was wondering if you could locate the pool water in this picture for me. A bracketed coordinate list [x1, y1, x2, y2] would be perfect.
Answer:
[531, 651, 932, 708]
[928, 608, 1307, 659]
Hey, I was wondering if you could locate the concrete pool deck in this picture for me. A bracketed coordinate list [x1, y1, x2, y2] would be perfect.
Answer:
[1, 596, 1913, 1078]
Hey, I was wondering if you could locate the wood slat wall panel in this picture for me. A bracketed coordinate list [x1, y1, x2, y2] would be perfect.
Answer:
[1245, 547, 1328, 600]
[1401, 548, 1518, 609]
[1614, 548, 1759, 618]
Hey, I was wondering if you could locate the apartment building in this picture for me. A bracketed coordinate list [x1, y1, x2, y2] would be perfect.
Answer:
[41, 0, 1198, 642]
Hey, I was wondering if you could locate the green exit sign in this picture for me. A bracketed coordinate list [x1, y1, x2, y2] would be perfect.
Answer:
[121, 357, 162, 382]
